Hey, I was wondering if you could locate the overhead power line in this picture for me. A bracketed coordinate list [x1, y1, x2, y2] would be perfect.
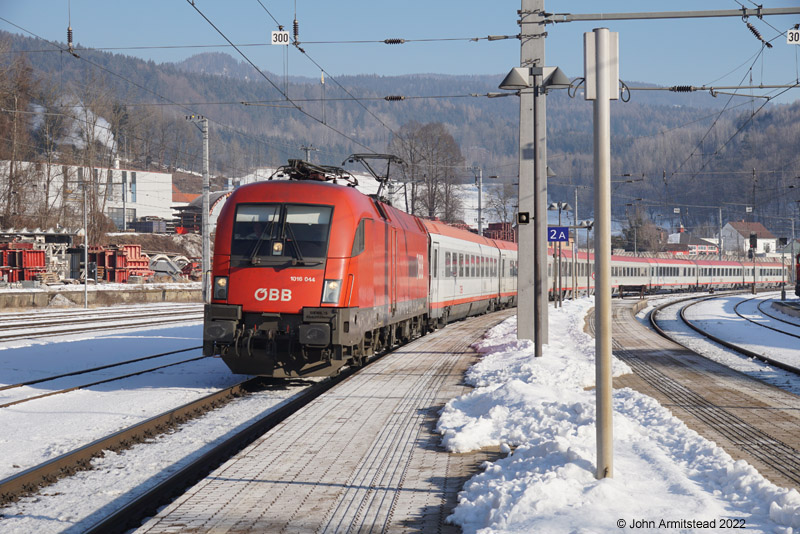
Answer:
[3, 36, 518, 55]
[184, 0, 375, 154]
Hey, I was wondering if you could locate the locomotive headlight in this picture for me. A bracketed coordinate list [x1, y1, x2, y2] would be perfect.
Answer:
[213, 276, 229, 300]
[322, 279, 342, 304]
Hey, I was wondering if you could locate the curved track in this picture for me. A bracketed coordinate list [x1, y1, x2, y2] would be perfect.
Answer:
[600, 300, 800, 491]
[650, 294, 800, 375]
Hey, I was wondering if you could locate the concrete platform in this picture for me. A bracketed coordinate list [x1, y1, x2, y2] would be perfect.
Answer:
[772, 299, 800, 319]
[136, 310, 514, 534]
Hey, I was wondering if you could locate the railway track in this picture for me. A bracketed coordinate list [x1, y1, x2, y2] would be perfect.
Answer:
[650, 293, 800, 375]
[0, 303, 203, 342]
[756, 299, 800, 328]
[0, 320, 405, 531]
[0, 346, 206, 408]
[0, 378, 260, 505]
[592, 299, 800, 491]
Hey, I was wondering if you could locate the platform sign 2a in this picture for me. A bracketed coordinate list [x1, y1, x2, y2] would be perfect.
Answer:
[548, 226, 569, 242]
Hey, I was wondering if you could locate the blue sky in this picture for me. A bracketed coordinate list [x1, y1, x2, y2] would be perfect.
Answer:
[3, 1, 800, 103]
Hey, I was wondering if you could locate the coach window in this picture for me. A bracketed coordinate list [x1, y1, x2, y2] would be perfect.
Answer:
[445, 252, 451, 277]
[459, 253, 464, 277]
[471, 255, 476, 277]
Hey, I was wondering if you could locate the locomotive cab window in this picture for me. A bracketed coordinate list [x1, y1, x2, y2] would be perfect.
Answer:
[231, 203, 333, 267]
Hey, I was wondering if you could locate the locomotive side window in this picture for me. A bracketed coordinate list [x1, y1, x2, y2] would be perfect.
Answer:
[351, 219, 366, 256]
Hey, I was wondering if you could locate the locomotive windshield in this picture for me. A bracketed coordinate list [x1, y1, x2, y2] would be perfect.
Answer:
[231, 203, 333, 266]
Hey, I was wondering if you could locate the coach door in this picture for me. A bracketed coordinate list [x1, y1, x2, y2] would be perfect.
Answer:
[430, 244, 440, 305]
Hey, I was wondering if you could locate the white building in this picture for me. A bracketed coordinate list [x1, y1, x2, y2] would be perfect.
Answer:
[0, 161, 173, 230]
[720, 220, 777, 255]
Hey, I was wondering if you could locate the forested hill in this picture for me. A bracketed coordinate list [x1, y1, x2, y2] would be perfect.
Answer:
[3, 30, 800, 231]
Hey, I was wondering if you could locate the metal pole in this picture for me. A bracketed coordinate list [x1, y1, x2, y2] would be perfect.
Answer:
[202, 118, 210, 304]
[478, 168, 483, 236]
[83, 183, 88, 309]
[586, 225, 592, 296]
[782, 246, 786, 301]
[718, 207, 723, 261]
[122, 171, 127, 232]
[557, 207, 562, 307]
[515, 0, 548, 353]
[536, 7, 800, 23]
[587, 27, 615, 479]
[792, 219, 796, 285]
[534, 68, 549, 346]
[573, 188, 578, 299]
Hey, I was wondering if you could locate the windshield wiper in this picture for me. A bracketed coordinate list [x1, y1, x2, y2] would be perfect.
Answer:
[284, 223, 308, 265]
[249, 219, 275, 265]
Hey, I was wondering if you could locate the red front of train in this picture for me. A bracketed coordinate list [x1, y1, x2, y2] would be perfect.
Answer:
[203, 179, 429, 377]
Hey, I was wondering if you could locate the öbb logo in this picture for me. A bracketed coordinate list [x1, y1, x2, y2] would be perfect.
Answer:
[254, 288, 292, 302]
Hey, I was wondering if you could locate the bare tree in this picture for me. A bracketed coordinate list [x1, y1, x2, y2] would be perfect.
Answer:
[389, 122, 464, 220]
[0, 48, 35, 227]
[485, 181, 518, 224]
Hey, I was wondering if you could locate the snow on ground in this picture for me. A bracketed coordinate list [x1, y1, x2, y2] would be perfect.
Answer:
[683, 294, 800, 368]
[0, 310, 312, 533]
[638, 293, 800, 397]
[3, 295, 800, 532]
[437, 297, 800, 533]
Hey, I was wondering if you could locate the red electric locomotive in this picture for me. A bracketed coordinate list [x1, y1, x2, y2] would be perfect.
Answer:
[204, 161, 431, 377]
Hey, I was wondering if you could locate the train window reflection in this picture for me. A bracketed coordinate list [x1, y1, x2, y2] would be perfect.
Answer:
[231, 203, 333, 263]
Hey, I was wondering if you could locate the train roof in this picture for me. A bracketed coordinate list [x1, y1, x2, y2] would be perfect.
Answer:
[422, 219, 517, 250]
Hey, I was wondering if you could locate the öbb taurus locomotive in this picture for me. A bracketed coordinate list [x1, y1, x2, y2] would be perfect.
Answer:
[203, 161, 518, 378]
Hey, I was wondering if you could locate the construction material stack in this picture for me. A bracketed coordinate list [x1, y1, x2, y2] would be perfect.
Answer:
[0, 242, 47, 282]
[87, 244, 154, 283]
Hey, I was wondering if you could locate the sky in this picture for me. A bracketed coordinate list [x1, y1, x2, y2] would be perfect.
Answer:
[2, 1, 800, 104]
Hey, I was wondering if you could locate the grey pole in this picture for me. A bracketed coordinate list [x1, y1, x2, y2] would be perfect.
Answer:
[515, 0, 543, 346]
[471, 166, 484, 236]
[718, 207, 723, 261]
[586, 224, 593, 297]
[792, 219, 796, 285]
[586, 27, 617, 479]
[573, 188, 578, 299]
[202, 117, 210, 304]
[83, 182, 88, 309]
[534, 64, 549, 349]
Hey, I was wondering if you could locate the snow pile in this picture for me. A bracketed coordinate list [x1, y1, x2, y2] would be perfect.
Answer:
[47, 293, 77, 308]
[437, 298, 800, 533]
